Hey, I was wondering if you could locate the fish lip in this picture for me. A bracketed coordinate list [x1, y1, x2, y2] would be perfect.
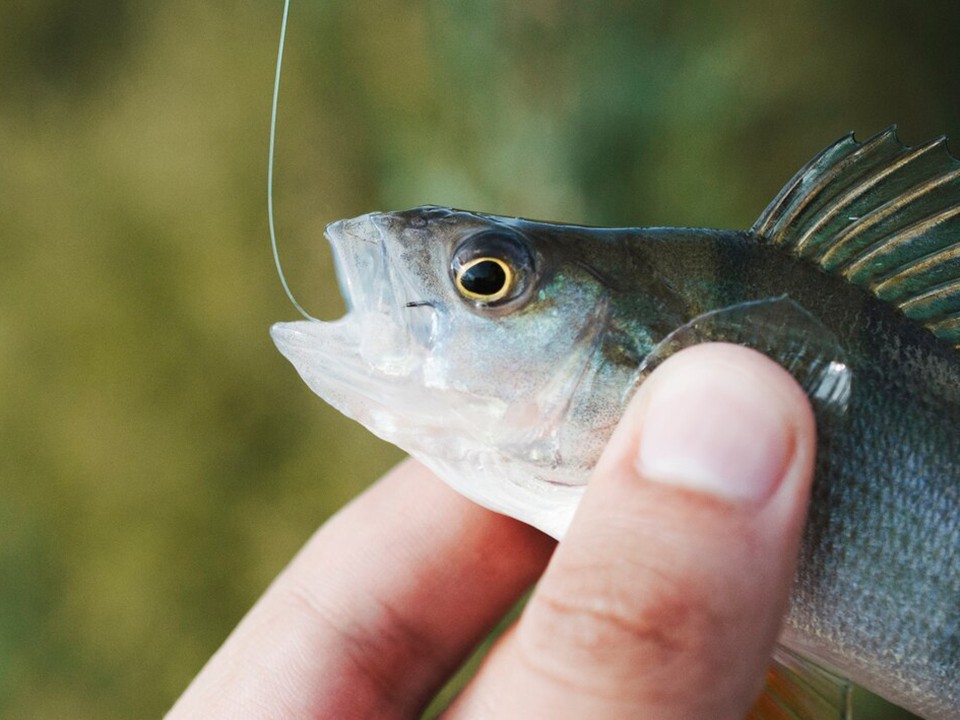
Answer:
[269, 318, 434, 433]
[324, 212, 412, 314]
[324, 215, 384, 315]
[269, 318, 392, 418]
[324, 212, 441, 350]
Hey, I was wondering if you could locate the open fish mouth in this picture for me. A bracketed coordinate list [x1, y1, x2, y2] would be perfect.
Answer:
[270, 213, 440, 432]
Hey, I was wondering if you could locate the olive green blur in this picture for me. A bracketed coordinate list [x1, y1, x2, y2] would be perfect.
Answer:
[1, 1, 954, 717]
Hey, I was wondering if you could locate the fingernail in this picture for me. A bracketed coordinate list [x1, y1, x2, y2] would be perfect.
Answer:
[636, 358, 795, 503]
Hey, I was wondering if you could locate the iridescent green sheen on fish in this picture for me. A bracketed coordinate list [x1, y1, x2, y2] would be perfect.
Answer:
[272, 128, 960, 719]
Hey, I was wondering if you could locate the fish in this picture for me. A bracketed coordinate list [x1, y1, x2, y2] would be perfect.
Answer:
[271, 128, 960, 720]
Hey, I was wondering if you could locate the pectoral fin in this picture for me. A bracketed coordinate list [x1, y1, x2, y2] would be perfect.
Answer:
[635, 296, 852, 423]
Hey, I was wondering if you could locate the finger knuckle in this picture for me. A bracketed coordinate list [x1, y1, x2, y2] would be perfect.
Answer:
[520, 556, 718, 691]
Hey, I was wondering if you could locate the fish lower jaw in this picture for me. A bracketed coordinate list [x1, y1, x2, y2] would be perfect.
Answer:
[416, 452, 585, 540]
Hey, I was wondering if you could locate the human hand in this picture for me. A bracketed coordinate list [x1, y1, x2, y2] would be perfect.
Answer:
[167, 343, 816, 720]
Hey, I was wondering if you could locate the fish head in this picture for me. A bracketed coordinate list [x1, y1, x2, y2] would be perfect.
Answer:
[271, 206, 638, 537]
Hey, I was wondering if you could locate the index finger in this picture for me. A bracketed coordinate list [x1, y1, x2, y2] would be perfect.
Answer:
[166, 458, 555, 719]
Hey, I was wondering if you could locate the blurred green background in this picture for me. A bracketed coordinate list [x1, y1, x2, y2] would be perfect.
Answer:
[1, 1, 955, 717]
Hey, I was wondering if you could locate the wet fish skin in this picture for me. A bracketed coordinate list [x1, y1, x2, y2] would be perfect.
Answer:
[629, 224, 960, 720]
[272, 131, 960, 719]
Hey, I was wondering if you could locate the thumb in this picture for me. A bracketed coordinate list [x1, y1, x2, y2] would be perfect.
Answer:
[447, 343, 816, 720]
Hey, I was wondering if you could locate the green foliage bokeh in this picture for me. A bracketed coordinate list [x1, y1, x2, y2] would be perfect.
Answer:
[2, 1, 955, 717]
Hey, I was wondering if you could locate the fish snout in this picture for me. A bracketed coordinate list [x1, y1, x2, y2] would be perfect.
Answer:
[325, 214, 381, 246]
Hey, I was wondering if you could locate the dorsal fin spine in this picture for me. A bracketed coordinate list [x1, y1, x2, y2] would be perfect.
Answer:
[787, 131, 909, 257]
[752, 132, 858, 239]
[883, 277, 960, 311]
[819, 162, 960, 271]
[799, 137, 948, 259]
[931, 315, 960, 331]
[929, 315, 960, 345]
[844, 206, 960, 285]
[758, 133, 882, 244]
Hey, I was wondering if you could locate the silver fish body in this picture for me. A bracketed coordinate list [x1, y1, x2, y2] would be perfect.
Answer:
[273, 129, 960, 719]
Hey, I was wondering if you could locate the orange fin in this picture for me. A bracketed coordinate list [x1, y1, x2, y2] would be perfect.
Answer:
[748, 644, 852, 720]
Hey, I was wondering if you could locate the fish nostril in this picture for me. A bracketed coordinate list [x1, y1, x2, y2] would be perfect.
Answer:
[370, 212, 396, 228]
[392, 206, 453, 229]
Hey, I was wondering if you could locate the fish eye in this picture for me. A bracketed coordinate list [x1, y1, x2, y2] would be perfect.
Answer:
[450, 230, 534, 308]
[455, 257, 513, 302]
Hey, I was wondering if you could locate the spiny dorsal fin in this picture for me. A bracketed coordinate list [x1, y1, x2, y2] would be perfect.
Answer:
[752, 127, 960, 349]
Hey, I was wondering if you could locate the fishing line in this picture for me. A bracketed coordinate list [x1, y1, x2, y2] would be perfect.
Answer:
[269, 0, 317, 321]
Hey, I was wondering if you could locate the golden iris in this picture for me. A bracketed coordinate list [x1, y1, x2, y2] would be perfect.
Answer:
[455, 256, 514, 302]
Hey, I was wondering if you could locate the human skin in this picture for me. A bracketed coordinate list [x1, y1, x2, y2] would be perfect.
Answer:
[166, 344, 816, 720]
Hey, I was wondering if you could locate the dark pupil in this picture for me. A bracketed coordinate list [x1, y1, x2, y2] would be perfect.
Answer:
[462, 260, 506, 296]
